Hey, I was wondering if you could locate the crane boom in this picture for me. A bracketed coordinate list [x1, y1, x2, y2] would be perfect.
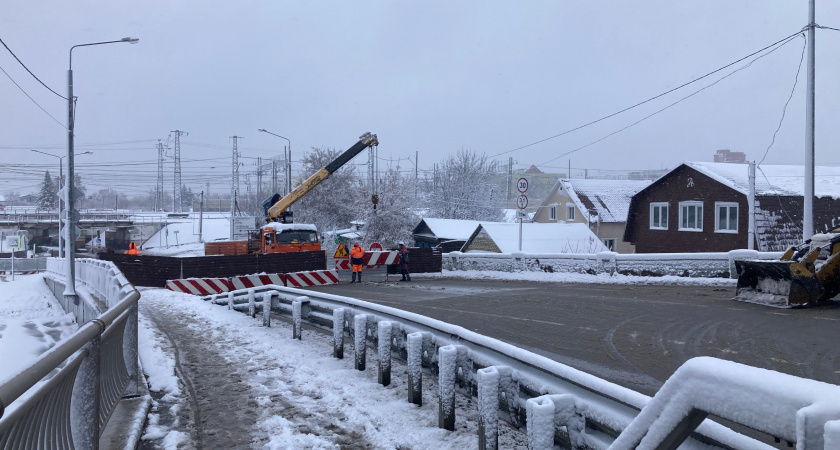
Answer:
[266, 132, 378, 222]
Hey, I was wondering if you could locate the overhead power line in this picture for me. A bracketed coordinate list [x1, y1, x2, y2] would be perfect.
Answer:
[490, 29, 806, 159]
[0, 36, 67, 100]
[0, 63, 67, 130]
[537, 32, 805, 167]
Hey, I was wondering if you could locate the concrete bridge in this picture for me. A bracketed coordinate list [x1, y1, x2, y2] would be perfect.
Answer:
[0, 211, 163, 251]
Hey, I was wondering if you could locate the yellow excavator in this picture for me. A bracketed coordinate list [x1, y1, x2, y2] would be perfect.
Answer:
[734, 227, 840, 307]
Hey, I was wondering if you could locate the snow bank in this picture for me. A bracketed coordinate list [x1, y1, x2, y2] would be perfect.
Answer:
[444, 250, 783, 279]
[0, 274, 78, 385]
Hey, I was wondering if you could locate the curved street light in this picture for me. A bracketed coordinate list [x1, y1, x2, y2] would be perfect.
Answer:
[257, 128, 292, 196]
[65, 37, 138, 302]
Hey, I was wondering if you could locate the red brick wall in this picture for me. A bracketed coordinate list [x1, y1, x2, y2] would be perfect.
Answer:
[629, 166, 749, 253]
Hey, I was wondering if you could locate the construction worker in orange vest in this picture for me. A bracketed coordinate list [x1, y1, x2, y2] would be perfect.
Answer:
[124, 242, 140, 255]
[350, 241, 364, 283]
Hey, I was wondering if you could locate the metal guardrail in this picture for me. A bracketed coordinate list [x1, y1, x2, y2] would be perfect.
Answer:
[202, 284, 840, 449]
[0, 257, 47, 274]
[0, 258, 140, 449]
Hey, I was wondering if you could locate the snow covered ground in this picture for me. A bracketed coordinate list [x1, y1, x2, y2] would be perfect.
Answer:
[138, 287, 527, 449]
[0, 274, 78, 413]
[141, 216, 232, 257]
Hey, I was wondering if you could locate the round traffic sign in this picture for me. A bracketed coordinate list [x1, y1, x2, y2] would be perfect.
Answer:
[369, 242, 383, 251]
[517, 178, 529, 193]
[516, 194, 528, 209]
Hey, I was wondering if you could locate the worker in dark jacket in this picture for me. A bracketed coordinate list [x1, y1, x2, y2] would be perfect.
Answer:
[398, 242, 410, 282]
[350, 241, 365, 283]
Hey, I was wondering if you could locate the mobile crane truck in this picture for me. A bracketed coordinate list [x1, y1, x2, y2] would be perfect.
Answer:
[205, 132, 379, 256]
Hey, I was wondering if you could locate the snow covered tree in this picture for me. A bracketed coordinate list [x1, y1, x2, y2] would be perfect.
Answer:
[428, 149, 505, 222]
[293, 146, 360, 244]
[358, 165, 421, 247]
[36, 171, 57, 209]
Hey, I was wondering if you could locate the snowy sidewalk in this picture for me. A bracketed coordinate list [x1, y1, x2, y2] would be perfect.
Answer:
[138, 287, 526, 449]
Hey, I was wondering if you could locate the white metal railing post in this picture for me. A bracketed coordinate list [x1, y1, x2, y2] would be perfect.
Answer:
[262, 292, 271, 327]
[407, 332, 423, 406]
[292, 299, 303, 340]
[333, 308, 345, 359]
[477, 366, 500, 450]
[438, 345, 458, 431]
[526, 397, 555, 449]
[377, 321, 392, 386]
[354, 314, 367, 371]
[248, 289, 256, 318]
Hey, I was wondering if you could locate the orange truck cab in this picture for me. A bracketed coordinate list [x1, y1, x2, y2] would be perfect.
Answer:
[259, 223, 321, 254]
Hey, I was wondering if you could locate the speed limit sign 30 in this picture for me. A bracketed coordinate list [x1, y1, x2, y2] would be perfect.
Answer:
[517, 177, 528, 193]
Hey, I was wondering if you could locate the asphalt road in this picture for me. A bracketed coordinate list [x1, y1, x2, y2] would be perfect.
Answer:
[304, 274, 840, 397]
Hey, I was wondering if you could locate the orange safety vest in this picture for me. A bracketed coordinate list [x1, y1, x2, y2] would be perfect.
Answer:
[125, 243, 140, 255]
[350, 246, 365, 271]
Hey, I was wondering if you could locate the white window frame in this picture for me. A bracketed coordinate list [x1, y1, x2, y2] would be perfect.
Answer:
[678, 201, 703, 232]
[715, 202, 739, 233]
[602, 238, 616, 251]
[548, 205, 557, 221]
[566, 203, 576, 221]
[649, 202, 669, 230]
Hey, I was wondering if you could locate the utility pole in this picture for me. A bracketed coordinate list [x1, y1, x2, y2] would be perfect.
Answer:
[257, 156, 262, 206]
[748, 162, 756, 250]
[155, 139, 165, 211]
[272, 159, 277, 194]
[171, 130, 187, 212]
[199, 191, 204, 243]
[803, 0, 816, 240]
[415, 150, 419, 199]
[507, 157, 513, 200]
[230, 136, 242, 240]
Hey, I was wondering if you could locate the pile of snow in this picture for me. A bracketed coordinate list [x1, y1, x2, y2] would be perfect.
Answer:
[0, 274, 78, 412]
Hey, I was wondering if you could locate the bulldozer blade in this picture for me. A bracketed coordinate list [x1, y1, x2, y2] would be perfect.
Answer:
[734, 260, 824, 307]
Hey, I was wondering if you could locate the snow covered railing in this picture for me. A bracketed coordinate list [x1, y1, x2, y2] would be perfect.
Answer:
[198, 285, 840, 449]
[0, 258, 142, 449]
[0, 257, 46, 274]
[445, 250, 785, 279]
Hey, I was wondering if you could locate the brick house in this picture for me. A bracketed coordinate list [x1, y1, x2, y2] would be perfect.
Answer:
[533, 179, 651, 253]
[623, 162, 840, 253]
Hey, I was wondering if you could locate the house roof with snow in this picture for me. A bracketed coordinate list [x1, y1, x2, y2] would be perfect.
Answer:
[461, 222, 608, 254]
[412, 218, 485, 241]
[685, 161, 840, 198]
[536, 178, 652, 223]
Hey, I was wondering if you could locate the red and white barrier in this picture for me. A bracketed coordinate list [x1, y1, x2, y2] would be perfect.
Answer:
[230, 273, 286, 290]
[166, 277, 232, 295]
[335, 251, 400, 270]
[285, 269, 340, 287]
[0, 271, 39, 275]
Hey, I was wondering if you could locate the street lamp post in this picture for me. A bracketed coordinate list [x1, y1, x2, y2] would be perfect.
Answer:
[257, 129, 291, 196]
[31, 149, 92, 258]
[66, 37, 138, 303]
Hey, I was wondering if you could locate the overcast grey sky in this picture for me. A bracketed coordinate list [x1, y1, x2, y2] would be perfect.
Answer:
[2, 0, 839, 196]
